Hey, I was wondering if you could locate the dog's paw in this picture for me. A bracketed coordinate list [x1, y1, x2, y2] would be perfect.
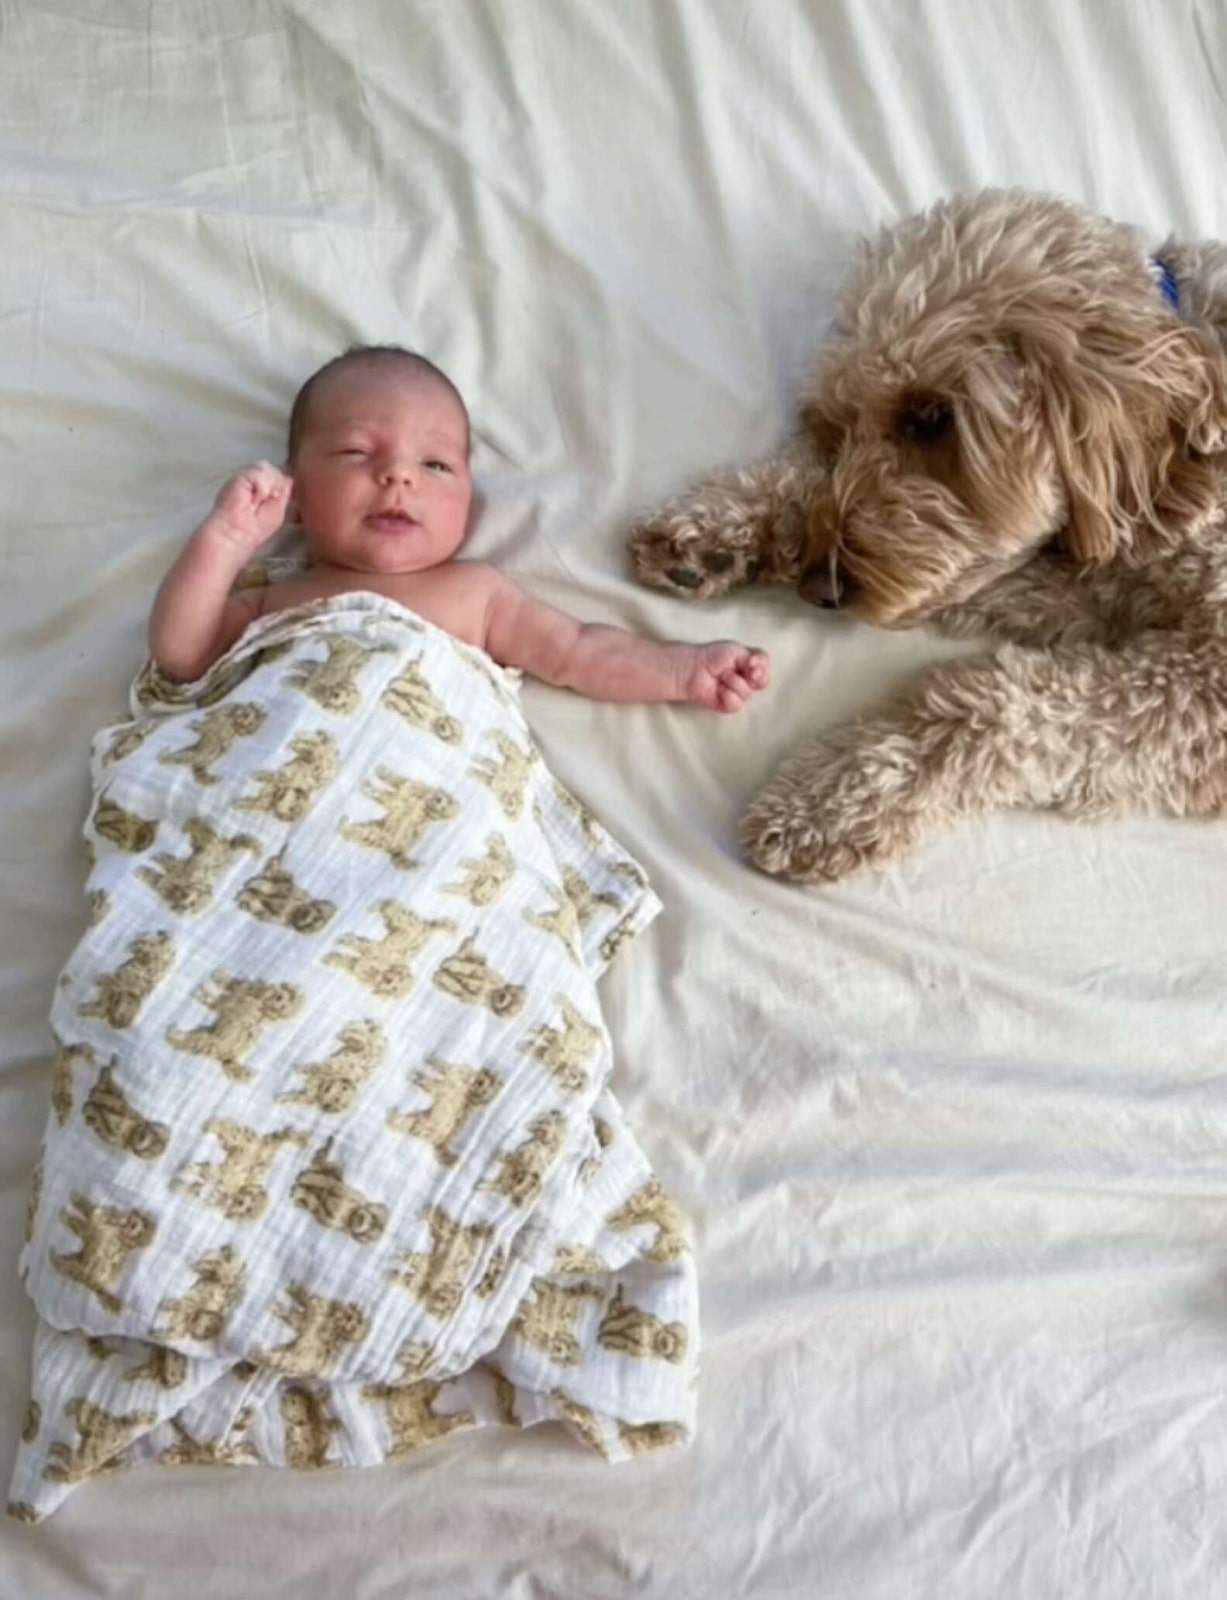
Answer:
[628, 514, 762, 600]
[739, 735, 934, 883]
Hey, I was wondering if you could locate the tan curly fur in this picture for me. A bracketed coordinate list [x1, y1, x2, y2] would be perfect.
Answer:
[629, 189, 1227, 879]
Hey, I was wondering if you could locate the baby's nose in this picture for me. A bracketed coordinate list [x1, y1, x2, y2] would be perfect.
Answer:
[379, 459, 418, 485]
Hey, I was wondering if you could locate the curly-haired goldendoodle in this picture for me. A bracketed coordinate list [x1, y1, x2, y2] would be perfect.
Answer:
[630, 188, 1227, 881]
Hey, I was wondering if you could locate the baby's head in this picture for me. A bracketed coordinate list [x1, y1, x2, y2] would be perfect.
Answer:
[286, 345, 472, 575]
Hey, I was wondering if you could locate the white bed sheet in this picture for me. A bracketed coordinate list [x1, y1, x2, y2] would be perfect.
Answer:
[5, 1, 1227, 1594]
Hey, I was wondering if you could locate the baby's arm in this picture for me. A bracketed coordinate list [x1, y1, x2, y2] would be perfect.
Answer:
[482, 571, 769, 713]
[149, 463, 292, 680]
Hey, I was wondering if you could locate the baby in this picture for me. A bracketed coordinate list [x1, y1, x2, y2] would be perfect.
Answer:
[150, 344, 770, 711]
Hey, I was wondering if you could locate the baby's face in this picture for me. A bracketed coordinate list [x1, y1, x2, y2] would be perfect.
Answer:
[290, 363, 472, 575]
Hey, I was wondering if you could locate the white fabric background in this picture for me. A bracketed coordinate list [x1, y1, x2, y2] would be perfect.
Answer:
[4, 1, 1227, 1595]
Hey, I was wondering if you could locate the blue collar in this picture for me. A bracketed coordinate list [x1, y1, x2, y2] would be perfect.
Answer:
[1151, 256, 1180, 311]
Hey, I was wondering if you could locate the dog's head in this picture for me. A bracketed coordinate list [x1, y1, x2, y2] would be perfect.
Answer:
[799, 190, 1227, 625]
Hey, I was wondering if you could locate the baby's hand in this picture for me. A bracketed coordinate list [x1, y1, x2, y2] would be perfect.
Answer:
[209, 461, 293, 551]
[686, 641, 770, 713]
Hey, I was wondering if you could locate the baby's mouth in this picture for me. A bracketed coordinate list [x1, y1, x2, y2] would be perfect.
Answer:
[366, 509, 419, 533]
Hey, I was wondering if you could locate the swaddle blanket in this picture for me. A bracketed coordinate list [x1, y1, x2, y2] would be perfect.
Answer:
[8, 592, 697, 1524]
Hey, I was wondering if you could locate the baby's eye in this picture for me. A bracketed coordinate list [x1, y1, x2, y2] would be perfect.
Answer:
[425, 459, 453, 474]
[333, 447, 367, 458]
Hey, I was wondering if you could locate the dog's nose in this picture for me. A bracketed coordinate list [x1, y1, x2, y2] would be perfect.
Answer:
[799, 559, 844, 608]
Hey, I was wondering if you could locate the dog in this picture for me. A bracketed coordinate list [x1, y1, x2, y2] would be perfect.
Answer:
[629, 188, 1227, 881]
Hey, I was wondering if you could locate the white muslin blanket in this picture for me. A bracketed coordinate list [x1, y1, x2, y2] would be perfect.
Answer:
[8, 592, 697, 1524]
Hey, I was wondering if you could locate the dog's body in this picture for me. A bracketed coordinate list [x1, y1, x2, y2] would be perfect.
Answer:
[629, 190, 1227, 880]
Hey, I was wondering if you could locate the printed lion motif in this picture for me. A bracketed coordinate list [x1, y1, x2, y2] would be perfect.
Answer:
[165, 970, 303, 1080]
[596, 1286, 688, 1364]
[77, 931, 174, 1029]
[157, 702, 266, 786]
[233, 729, 338, 821]
[385, 1057, 501, 1166]
[50, 1193, 156, 1314]
[137, 818, 260, 915]
[153, 1244, 247, 1343]
[339, 766, 459, 870]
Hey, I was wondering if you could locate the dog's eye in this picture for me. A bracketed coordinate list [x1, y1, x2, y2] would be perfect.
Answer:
[897, 398, 954, 444]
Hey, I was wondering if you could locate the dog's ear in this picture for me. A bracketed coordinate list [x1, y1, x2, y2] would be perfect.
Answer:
[1017, 312, 1227, 565]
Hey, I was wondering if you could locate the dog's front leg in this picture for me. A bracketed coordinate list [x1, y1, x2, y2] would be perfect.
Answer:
[628, 447, 826, 600]
[740, 634, 1227, 882]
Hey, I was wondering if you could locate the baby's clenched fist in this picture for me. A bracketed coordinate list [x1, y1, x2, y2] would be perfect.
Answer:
[687, 642, 771, 713]
[210, 461, 293, 551]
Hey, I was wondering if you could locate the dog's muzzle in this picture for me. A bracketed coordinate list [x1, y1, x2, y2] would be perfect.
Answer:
[799, 554, 853, 609]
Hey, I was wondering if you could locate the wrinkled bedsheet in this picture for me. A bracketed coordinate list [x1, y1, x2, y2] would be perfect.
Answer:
[6, 1, 1227, 1595]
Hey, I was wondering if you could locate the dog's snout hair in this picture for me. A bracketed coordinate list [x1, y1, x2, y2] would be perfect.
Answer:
[792, 189, 1227, 625]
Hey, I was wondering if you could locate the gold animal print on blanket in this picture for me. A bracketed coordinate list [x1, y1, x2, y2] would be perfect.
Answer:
[510, 1279, 604, 1367]
[166, 970, 304, 1080]
[24, 1158, 43, 1247]
[50, 1193, 156, 1314]
[254, 1283, 370, 1375]
[161, 1411, 259, 1468]
[285, 635, 395, 715]
[484, 1361, 518, 1425]
[137, 818, 261, 915]
[82, 1060, 170, 1161]
[50, 1040, 95, 1125]
[291, 1140, 388, 1244]
[233, 729, 339, 821]
[432, 934, 525, 1018]
[280, 1384, 341, 1469]
[102, 724, 153, 765]
[93, 794, 158, 853]
[478, 1110, 566, 1207]
[395, 1341, 437, 1378]
[382, 657, 463, 743]
[171, 1119, 309, 1222]
[523, 881, 582, 959]
[605, 1180, 689, 1263]
[122, 1346, 188, 1389]
[579, 1114, 616, 1185]
[339, 767, 460, 870]
[551, 1389, 607, 1456]
[236, 853, 337, 935]
[275, 1019, 386, 1113]
[324, 901, 456, 999]
[386, 1206, 495, 1320]
[553, 1243, 606, 1276]
[85, 889, 110, 926]
[599, 912, 641, 967]
[441, 832, 514, 906]
[520, 996, 602, 1093]
[562, 867, 623, 929]
[618, 1420, 687, 1455]
[22, 1402, 41, 1444]
[362, 1379, 474, 1459]
[43, 1398, 157, 1484]
[154, 1244, 247, 1342]
[6, 1501, 40, 1525]
[596, 1287, 688, 1365]
[552, 780, 604, 845]
[78, 931, 174, 1029]
[158, 703, 267, 786]
[470, 730, 538, 819]
[385, 1057, 501, 1166]
[475, 1243, 508, 1300]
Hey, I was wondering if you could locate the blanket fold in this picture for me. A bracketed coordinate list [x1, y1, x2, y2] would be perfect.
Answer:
[8, 592, 697, 1523]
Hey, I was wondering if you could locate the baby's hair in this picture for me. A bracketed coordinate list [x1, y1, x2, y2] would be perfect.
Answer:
[287, 344, 469, 462]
